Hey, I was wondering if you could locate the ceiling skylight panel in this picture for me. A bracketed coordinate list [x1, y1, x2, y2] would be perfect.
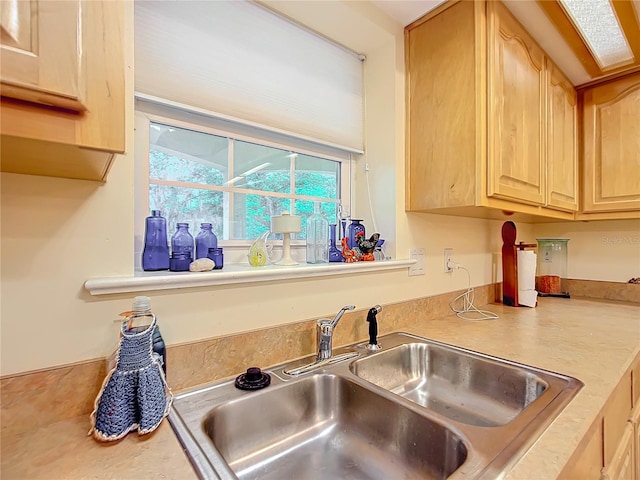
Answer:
[559, 0, 633, 69]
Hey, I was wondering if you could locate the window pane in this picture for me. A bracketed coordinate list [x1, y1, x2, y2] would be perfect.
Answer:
[149, 123, 228, 185]
[233, 140, 291, 193]
[295, 200, 340, 240]
[232, 193, 291, 241]
[150, 184, 223, 238]
[294, 153, 339, 199]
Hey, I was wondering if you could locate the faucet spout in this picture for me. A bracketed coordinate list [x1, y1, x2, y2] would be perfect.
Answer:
[330, 305, 356, 328]
[316, 305, 355, 361]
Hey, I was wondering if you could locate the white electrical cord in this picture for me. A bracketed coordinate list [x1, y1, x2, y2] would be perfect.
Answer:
[448, 262, 499, 321]
[364, 165, 388, 259]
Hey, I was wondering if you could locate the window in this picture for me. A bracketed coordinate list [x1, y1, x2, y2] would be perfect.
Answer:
[133, 0, 363, 269]
[135, 102, 353, 267]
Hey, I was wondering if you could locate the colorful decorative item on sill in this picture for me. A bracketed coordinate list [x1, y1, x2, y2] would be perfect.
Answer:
[341, 237, 358, 263]
[357, 232, 380, 262]
[248, 231, 273, 267]
[340, 233, 382, 262]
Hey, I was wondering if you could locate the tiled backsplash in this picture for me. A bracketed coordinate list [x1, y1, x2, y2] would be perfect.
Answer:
[1, 280, 636, 437]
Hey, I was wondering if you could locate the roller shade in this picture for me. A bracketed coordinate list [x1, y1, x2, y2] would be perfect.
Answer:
[134, 0, 364, 152]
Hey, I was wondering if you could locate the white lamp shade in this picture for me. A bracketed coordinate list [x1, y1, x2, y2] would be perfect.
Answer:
[271, 213, 302, 234]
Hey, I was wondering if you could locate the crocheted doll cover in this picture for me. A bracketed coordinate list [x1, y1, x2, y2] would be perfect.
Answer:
[90, 315, 172, 441]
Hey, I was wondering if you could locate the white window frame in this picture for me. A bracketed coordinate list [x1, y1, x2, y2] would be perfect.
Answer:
[134, 99, 355, 269]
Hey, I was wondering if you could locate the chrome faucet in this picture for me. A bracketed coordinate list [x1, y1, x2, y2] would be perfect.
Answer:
[316, 305, 355, 361]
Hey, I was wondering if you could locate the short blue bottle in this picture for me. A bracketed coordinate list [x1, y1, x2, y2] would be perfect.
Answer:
[171, 223, 194, 262]
[196, 223, 218, 259]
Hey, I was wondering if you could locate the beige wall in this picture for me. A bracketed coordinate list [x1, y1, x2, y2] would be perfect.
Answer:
[532, 220, 640, 282]
[0, 1, 635, 377]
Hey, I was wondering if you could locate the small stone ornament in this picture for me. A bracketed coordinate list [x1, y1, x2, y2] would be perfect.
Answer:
[189, 257, 215, 272]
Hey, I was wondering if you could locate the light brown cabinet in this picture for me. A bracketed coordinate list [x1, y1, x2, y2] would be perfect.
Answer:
[1, 0, 86, 111]
[579, 73, 640, 219]
[632, 402, 640, 480]
[560, 354, 640, 480]
[405, 1, 577, 221]
[487, 1, 546, 207]
[0, 0, 126, 182]
[602, 423, 635, 480]
[547, 61, 579, 211]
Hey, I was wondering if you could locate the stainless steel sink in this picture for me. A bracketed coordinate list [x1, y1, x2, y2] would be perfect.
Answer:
[350, 342, 549, 427]
[169, 332, 583, 480]
[203, 374, 467, 480]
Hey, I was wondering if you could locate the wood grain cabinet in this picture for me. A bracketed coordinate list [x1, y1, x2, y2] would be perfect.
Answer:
[560, 354, 640, 480]
[547, 61, 579, 212]
[579, 73, 640, 219]
[0, 0, 126, 182]
[602, 423, 635, 480]
[487, 1, 546, 207]
[405, 0, 577, 221]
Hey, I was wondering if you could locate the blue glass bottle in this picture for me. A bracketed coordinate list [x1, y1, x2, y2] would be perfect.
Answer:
[347, 219, 365, 249]
[171, 223, 194, 262]
[142, 210, 170, 271]
[208, 247, 224, 269]
[329, 224, 343, 262]
[169, 253, 191, 272]
[196, 223, 218, 259]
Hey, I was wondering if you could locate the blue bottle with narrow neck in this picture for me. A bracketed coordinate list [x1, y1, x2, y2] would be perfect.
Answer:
[142, 210, 170, 271]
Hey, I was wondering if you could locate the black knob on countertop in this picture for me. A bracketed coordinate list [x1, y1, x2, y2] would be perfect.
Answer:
[235, 367, 271, 390]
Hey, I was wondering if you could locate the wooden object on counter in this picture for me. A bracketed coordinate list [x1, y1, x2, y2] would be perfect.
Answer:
[0, 0, 126, 182]
[501, 221, 536, 307]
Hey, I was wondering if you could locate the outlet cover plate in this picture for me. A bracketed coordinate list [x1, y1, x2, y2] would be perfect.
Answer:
[409, 248, 425, 276]
[444, 248, 454, 273]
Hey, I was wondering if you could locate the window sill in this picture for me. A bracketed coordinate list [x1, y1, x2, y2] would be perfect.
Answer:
[84, 259, 416, 296]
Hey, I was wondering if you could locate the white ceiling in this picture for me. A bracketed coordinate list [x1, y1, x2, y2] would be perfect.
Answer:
[370, 0, 447, 26]
[371, 0, 592, 85]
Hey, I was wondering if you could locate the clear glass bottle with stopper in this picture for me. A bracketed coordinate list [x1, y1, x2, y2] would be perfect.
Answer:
[306, 202, 329, 264]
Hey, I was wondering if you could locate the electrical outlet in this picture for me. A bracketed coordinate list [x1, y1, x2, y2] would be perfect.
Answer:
[409, 248, 425, 276]
[444, 248, 454, 273]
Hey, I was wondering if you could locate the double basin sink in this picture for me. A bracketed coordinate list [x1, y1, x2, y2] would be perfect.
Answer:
[169, 332, 583, 479]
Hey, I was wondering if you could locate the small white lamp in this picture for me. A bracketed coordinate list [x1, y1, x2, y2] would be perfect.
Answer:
[271, 212, 302, 266]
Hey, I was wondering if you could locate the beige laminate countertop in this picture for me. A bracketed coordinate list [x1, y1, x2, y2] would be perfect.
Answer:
[3, 297, 639, 480]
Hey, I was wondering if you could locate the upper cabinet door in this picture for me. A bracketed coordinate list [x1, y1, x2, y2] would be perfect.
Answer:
[582, 73, 640, 213]
[487, 2, 546, 206]
[547, 61, 578, 212]
[0, 0, 86, 111]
